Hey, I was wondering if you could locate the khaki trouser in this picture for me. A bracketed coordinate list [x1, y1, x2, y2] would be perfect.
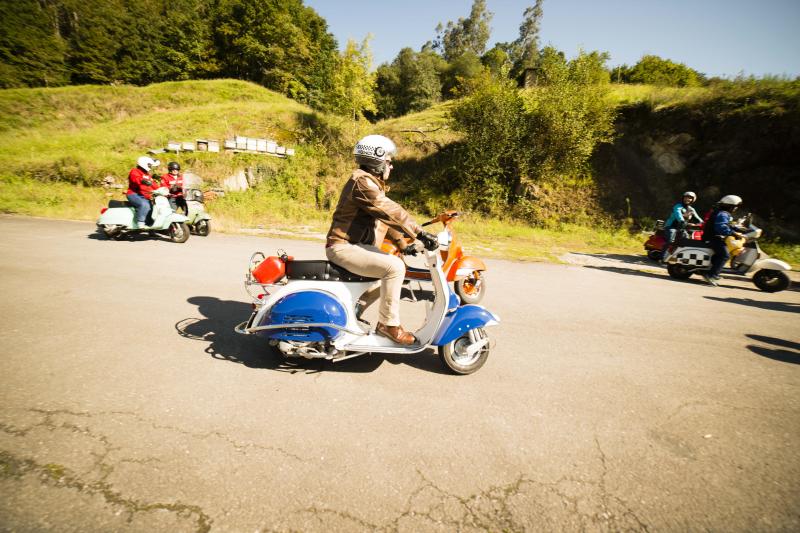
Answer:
[326, 243, 405, 326]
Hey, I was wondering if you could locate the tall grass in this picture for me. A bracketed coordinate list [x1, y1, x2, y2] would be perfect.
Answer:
[0, 79, 317, 187]
[0, 175, 109, 219]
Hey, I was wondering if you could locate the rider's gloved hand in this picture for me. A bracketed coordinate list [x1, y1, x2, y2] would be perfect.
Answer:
[416, 230, 438, 251]
[401, 245, 419, 256]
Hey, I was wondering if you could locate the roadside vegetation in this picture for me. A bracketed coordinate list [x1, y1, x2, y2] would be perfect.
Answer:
[1, 76, 798, 266]
[1, 0, 797, 266]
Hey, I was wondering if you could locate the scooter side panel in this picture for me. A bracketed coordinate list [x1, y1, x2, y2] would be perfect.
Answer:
[257, 290, 347, 342]
[432, 305, 500, 346]
[673, 246, 712, 268]
[97, 207, 135, 226]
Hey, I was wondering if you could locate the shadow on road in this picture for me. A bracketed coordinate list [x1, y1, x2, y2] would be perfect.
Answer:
[582, 265, 665, 281]
[745, 334, 800, 365]
[705, 296, 800, 313]
[570, 252, 655, 267]
[176, 296, 449, 375]
[88, 230, 171, 243]
[584, 265, 766, 292]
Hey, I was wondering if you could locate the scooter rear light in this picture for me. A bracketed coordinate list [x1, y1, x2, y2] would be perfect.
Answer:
[251, 293, 265, 310]
[100, 207, 108, 214]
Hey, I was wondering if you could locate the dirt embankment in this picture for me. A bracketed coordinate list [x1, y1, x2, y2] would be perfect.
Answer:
[594, 94, 800, 238]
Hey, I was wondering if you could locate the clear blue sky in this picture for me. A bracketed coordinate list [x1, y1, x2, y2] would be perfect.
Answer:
[304, 0, 800, 78]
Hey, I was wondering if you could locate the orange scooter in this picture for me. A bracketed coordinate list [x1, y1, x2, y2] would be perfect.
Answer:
[381, 210, 487, 304]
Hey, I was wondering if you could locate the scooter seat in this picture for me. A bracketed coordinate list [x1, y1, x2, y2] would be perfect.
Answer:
[676, 236, 703, 247]
[286, 260, 379, 282]
[107, 199, 132, 208]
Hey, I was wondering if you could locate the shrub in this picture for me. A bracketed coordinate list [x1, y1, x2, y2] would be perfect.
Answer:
[446, 47, 616, 224]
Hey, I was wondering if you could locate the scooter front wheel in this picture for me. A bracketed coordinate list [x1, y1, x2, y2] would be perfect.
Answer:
[454, 271, 485, 304]
[753, 269, 790, 292]
[169, 222, 190, 243]
[101, 225, 124, 240]
[438, 327, 490, 375]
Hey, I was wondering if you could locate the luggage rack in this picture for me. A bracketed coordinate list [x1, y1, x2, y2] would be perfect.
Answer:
[245, 251, 285, 303]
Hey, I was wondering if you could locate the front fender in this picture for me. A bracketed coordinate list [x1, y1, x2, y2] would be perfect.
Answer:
[432, 304, 500, 346]
[752, 258, 791, 272]
[448, 256, 487, 280]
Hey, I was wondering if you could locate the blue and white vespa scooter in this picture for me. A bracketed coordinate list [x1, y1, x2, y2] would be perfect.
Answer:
[235, 239, 500, 374]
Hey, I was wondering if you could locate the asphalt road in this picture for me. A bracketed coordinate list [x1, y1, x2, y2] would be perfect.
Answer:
[1, 215, 798, 532]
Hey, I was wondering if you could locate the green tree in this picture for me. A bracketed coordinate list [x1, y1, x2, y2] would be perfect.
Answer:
[622, 54, 702, 87]
[374, 62, 402, 118]
[149, 0, 220, 80]
[211, 0, 337, 99]
[434, 0, 493, 62]
[448, 71, 527, 209]
[58, 0, 128, 84]
[524, 47, 614, 183]
[324, 37, 376, 121]
[0, 0, 69, 87]
[508, 0, 544, 79]
[373, 47, 445, 118]
[481, 45, 511, 79]
[448, 46, 616, 219]
[441, 51, 484, 98]
[0, 0, 345, 110]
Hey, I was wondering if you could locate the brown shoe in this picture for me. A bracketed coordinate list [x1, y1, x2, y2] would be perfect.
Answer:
[375, 322, 416, 345]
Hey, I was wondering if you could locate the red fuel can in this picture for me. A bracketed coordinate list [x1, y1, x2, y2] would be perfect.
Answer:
[251, 256, 287, 284]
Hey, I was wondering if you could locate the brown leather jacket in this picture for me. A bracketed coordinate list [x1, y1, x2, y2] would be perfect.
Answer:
[326, 169, 422, 247]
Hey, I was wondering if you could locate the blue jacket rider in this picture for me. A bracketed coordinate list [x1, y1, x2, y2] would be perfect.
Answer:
[703, 195, 745, 286]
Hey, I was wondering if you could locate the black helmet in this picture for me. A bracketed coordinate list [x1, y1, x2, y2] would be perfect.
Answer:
[167, 162, 181, 171]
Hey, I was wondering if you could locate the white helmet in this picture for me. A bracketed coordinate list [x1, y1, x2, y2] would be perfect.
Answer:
[137, 156, 159, 173]
[354, 134, 396, 174]
[718, 194, 742, 207]
[682, 191, 697, 201]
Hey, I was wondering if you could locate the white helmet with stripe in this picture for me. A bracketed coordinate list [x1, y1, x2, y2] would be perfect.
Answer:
[354, 135, 396, 175]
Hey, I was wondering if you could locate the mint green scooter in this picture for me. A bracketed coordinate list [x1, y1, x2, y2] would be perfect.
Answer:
[183, 189, 212, 236]
[97, 187, 191, 243]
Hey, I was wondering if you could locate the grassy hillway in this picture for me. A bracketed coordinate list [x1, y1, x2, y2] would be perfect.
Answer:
[0, 79, 797, 266]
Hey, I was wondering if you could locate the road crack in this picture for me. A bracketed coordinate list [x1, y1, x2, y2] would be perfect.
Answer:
[0, 450, 212, 532]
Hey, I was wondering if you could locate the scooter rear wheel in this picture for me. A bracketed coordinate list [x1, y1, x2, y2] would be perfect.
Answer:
[667, 264, 693, 280]
[101, 225, 124, 240]
[438, 327, 490, 375]
[195, 220, 210, 237]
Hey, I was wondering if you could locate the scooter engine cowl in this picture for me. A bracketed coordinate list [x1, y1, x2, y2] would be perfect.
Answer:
[259, 291, 347, 342]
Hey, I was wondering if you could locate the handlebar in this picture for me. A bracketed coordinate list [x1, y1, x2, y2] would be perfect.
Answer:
[421, 210, 460, 227]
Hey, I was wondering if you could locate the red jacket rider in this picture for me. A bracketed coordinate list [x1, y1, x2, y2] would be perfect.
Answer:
[126, 167, 155, 199]
[161, 162, 184, 199]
